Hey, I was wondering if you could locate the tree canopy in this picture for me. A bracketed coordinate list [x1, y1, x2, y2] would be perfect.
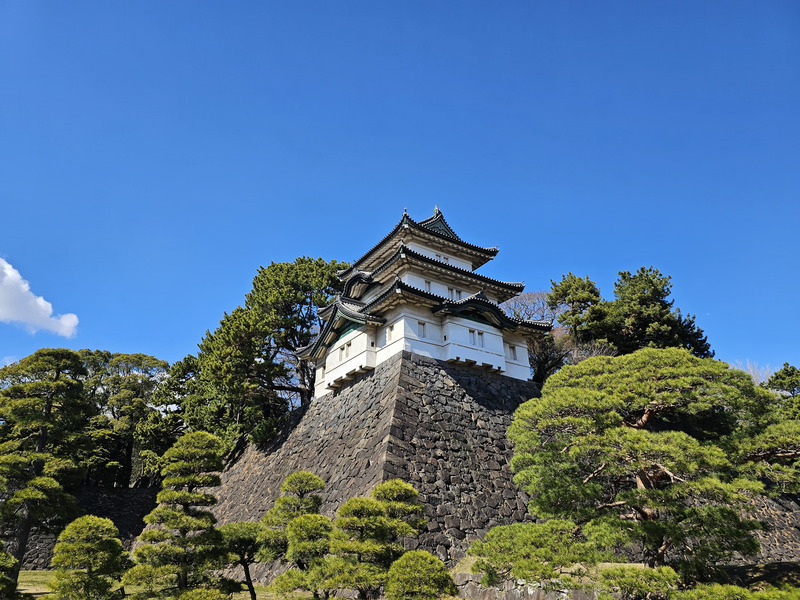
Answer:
[165, 257, 346, 451]
[549, 267, 713, 359]
[49, 515, 130, 600]
[508, 348, 770, 579]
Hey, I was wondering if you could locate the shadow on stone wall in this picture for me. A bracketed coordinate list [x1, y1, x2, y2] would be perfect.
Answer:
[22, 486, 157, 570]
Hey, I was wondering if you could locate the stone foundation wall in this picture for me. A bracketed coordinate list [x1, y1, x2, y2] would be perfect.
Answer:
[453, 573, 598, 600]
[21, 487, 157, 570]
[738, 495, 800, 565]
[384, 353, 539, 563]
[213, 352, 405, 524]
[213, 351, 541, 573]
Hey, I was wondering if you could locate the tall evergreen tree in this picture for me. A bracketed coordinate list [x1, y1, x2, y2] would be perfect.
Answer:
[166, 257, 347, 451]
[604, 267, 712, 357]
[546, 268, 712, 361]
[125, 431, 225, 595]
[0, 349, 88, 590]
[77, 350, 170, 487]
[547, 273, 604, 343]
[765, 362, 800, 400]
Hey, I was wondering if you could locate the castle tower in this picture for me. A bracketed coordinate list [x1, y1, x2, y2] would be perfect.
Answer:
[299, 208, 550, 397]
[212, 210, 551, 572]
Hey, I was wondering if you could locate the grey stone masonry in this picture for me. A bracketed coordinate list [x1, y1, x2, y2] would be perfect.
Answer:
[21, 487, 157, 570]
[212, 351, 541, 566]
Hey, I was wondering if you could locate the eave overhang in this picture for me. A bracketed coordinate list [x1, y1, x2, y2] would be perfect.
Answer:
[338, 211, 499, 279]
[342, 244, 524, 302]
[298, 300, 385, 360]
[318, 296, 366, 322]
[432, 291, 552, 334]
[361, 278, 445, 315]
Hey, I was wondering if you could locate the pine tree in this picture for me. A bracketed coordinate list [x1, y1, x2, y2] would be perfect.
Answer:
[385, 550, 457, 600]
[0, 348, 88, 591]
[258, 470, 325, 562]
[125, 431, 225, 595]
[330, 479, 424, 600]
[218, 521, 264, 600]
[48, 515, 130, 600]
[508, 348, 768, 580]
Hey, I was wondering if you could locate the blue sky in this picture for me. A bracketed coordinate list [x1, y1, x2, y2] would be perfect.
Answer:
[1, 2, 798, 374]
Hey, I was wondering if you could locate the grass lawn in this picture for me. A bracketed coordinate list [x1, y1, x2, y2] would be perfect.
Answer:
[17, 570, 280, 599]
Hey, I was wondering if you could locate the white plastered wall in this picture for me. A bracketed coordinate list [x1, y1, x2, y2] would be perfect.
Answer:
[314, 325, 377, 397]
[314, 308, 533, 397]
[405, 242, 472, 271]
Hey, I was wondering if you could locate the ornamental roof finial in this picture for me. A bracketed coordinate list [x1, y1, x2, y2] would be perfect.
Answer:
[434, 204, 440, 215]
[403, 207, 408, 216]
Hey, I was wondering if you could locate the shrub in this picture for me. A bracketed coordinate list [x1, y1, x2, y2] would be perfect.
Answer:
[385, 550, 457, 600]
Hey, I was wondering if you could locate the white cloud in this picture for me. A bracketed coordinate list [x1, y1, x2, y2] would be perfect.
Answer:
[0, 258, 79, 338]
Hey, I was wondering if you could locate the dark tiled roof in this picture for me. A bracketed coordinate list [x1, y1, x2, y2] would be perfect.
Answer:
[339, 210, 498, 279]
[342, 244, 524, 301]
[432, 291, 551, 333]
[362, 280, 550, 334]
[417, 208, 460, 240]
[361, 278, 447, 314]
[298, 299, 384, 359]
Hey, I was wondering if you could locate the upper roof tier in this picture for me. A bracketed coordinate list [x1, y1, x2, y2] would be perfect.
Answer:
[342, 244, 524, 304]
[338, 208, 499, 279]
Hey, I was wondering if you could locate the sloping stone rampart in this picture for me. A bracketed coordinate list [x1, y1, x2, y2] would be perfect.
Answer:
[384, 353, 539, 561]
[213, 351, 540, 568]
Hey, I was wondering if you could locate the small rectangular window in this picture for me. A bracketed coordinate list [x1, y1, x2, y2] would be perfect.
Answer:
[346, 342, 351, 357]
[435, 253, 442, 260]
[469, 329, 476, 345]
[339, 346, 345, 361]
[387, 324, 394, 342]
[455, 290, 462, 300]
[424, 280, 431, 293]
[477, 332, 484, 347]
[418, 321, 426, 338]
[443, 256, 450, 263]
[509, 345, 517, 360]
[448, 287, 454, 300]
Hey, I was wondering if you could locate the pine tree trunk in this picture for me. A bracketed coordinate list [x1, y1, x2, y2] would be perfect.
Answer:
[242, 561, 257, 600]
[9, 512, 33, 592]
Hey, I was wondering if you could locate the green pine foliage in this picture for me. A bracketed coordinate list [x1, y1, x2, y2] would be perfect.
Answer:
[218, 521, 264, 600]
[271, 476, 425, 600]
[766, 363, 800, 397]
[48, 515, 130, 600]
[508, 348, 772, 580]
[330, 479, 425, 600]
[469, 520, 605, 588]
[385, 550, 457, 600]
[166, 257, 347, 451]
[547, 272, 604, 343]
[258, 470, 326, 562]
[0, 545, 18, 599]
[734, 363, 800, 495]
[78, 351, 171, 487]
[547, 267, 712, 361]
[273, 513, 336, 600]
[597, 565, 680, 600]
[125, 431, 225, 596]
[0, 348, 88, 591]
